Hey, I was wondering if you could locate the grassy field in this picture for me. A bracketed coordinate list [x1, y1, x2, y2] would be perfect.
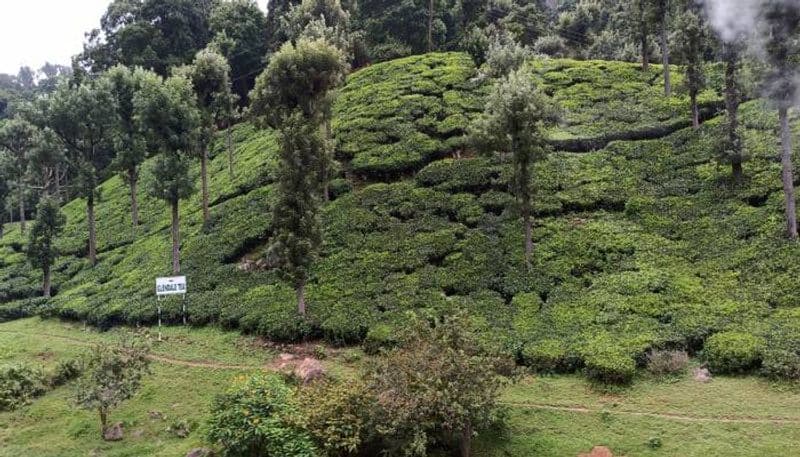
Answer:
[2, 317, 799, 456]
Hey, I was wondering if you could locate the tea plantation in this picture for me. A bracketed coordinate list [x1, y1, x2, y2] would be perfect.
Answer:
[2, 52, 800, 383]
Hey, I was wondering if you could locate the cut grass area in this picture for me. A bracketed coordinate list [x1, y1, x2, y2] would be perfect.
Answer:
[2, 318, 800, 456]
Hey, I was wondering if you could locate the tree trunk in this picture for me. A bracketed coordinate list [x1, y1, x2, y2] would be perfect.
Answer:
[227, 125, 234, 179]
[427, 0, 434, 52]
[171, 200, 181, 274]
[99, 407, 108, 437]
[640, 4, 649, 72]
[459, 422, 473, 457]
[779, 107, 798, 240]
[201, 148, 210, 224]
[297, 280, 306, 316]
[129, 169, 139, 232]
[661, 8, 671, 97]
[43, 263, 51, 298]
[732, 162, 743, 182]
[691, 92, 699, 129]
[55, 164, 61, 202]
[523, 204, 533, 269]
[18, 177, 25, 234]
[87, 194, 97, 266]
[322, 120, 333, 201]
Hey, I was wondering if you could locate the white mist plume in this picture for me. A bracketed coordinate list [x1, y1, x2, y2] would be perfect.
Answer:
[700, 0, 762, 43]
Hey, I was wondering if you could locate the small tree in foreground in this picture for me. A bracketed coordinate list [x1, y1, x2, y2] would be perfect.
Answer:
[74, 338, 151, 438]
[366, 311, 512, 457]
[27, 197, 65, 298]
[470, 68, 559, 268]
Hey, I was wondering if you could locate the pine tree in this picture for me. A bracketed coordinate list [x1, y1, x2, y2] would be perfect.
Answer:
[27, 197, 65, 298]
[470, 68, 559, 268]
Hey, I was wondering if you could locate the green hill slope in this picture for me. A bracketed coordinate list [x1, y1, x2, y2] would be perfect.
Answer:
[2, 52, 800, 381]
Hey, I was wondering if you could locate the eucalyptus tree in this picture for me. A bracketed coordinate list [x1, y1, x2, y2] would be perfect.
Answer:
[0, 117, 38, 233]
[136, 73, 201, 274]
[28, 197, 65, 298]
[176, 47, 234, 225]
[104, 65, 152, 232]
[470, 68, 559, 268]
[763, 0, 800, 240]
[250, 37, 347, 315]
[675, 8, 707, 129]
[39, 79, 115, 265]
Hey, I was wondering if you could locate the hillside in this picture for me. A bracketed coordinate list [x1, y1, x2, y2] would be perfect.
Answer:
[2, 52, 800, 381]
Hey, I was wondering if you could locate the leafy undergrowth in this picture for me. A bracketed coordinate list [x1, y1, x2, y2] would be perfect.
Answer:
[1, 318, 799, 457]
[2, 53, 800, 384]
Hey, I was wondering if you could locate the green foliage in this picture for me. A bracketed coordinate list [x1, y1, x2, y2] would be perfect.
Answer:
[0, 363, 47, 411]
[705, 331, 765, 374]
[207, 374, 317, 457]
[74, 337, 152, 435]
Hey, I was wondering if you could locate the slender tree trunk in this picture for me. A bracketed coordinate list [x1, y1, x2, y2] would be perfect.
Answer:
[640, 4, 649, 72]
[661, 8, 671, 97]
[171, 200, 181, 274]
[779, 107, 798, 240]
[691, 92, 699, 129]
[725, 43, 742, 181]
[87, 194, 97, 266]
[18, 177, 25, 233]
[201, 148, 209, 224]
[427, 0, 434, 52]
[460, 422, 473, 457]
[297, 280, 306, 316]
[322, 120, 333, 201]
[54, 164, 61, 202]
[523, 203, 533, 269]
[129, 169, 139, 231]
[99, 407, 108, 437]
[0, 222, 4, 238]
[227, 125, 234, 179]
[43, 263, 51, 298]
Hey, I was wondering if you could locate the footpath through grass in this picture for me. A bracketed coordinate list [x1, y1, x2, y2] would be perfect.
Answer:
[2, 317, 800, 456]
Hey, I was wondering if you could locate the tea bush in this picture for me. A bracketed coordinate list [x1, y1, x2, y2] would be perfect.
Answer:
[0, 363, 47, 411]
[705, 332, 765, 374]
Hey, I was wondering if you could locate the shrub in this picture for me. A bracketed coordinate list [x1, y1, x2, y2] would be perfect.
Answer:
[50, 358, 84, 387]
[362, 323, 397, 355]
[298, 379, 376, 456]
[646, 350, 689, 377]
[521, 339, 574, 373]
[0, 363, 47, 411]
[581, 344, 636, 385]
[761, 348, 800, 380]
[705, 331, 765, 374]
[207, 374, 317, 457]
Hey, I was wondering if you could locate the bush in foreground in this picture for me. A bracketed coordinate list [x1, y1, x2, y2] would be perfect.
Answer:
[0, 363, 47, 411]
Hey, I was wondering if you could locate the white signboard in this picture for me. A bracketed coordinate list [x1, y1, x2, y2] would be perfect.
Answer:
[156, 276, 187, 296]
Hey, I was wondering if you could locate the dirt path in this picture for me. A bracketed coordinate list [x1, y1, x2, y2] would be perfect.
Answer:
[501, 401, 800, 425]
[0, 329, 268, 371]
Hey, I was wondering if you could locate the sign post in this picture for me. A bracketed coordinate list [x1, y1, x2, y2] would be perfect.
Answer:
[155, 276, 188, 341]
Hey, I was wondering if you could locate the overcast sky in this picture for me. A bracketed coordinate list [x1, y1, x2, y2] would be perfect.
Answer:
[0, 0, 111, 74]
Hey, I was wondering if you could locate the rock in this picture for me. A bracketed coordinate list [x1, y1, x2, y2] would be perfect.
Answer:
[578, 446, 613, 457]
[279, 353, 296, 362]
[148, 410, 164, 420]
[186, 448, 214, 457]
[103, 422, 124, 441]
[294, 357, 325, 384]
[693, 367, 712, 383]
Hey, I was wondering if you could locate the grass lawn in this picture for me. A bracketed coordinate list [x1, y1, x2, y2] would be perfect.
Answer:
[2, 317, 800, 456]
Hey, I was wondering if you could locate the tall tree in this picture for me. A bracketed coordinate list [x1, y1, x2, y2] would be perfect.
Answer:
[250, 37, 347, 315]
[0, 164, 9, 237]
[27, 127, 67, 199]
[722, 39, 744, 181]
[40, 79, 115, 265]
[652, 0, 671, 96]
[27, 197, 65, 298]
[675, 8, 706, 129]
[0, 118, 38, 233]
[209, 0, 268, 104]
[104, 65, 151, 232]
[137, 73, 200, 274]
[763, 0, 800, 240]
[176, 48, 233, 225]
[78, 0, 219, 76]
[471, 68, 559, 267]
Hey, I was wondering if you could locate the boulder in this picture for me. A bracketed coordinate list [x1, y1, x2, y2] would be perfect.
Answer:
[294, 357, 325, 384]
[693, 367, 712, 383]
[103, 422, 124, 441]
[578, 446, 613, 457]
[186, 448, 214, 457]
